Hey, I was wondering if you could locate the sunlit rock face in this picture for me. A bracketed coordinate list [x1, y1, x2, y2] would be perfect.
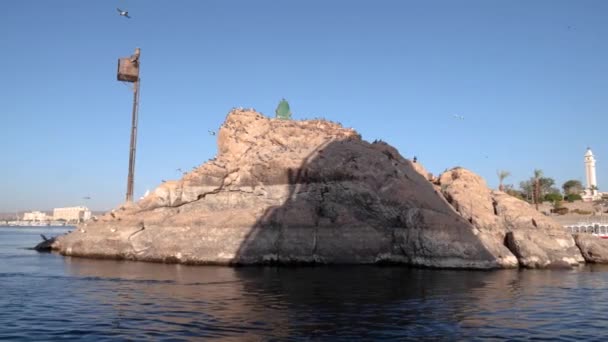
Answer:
[53, 109, 582, 269]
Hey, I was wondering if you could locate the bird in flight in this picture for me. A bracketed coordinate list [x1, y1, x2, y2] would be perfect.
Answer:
[208, 130, 216, 136]
[452, 114, 465, 120]
[83, 196, 91, 200]
[117, 8, 131, 19]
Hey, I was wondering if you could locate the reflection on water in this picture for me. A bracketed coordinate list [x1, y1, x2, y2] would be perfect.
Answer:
[2, 226, 608, 340]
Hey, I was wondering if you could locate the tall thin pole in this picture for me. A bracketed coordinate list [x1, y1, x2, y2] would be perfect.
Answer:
[126, 78, 140, 202]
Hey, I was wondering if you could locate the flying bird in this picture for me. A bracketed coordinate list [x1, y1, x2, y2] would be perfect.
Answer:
[452, 114, 465, 120]
[117, 8, 131, 19]
[83, 196, 91, 200]
[208, 130, 216, 136]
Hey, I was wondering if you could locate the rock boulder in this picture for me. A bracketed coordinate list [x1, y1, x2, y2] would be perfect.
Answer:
[574, 234, 608, 263]
[437, 168, 583, 268]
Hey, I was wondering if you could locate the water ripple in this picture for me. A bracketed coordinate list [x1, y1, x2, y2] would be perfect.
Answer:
[4, 227, 608, 340]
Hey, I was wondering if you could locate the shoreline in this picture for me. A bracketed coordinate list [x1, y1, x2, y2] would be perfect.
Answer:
[0, 224, 75, 228]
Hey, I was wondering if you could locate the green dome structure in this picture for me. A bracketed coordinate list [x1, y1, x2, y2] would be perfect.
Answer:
[275, 98, 292, 120]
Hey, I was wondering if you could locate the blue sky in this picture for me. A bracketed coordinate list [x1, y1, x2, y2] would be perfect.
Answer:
[1, 1, 607, 212]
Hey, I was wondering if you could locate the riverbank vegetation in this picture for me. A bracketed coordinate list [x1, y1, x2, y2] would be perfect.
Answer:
[499, 169, 602, 214]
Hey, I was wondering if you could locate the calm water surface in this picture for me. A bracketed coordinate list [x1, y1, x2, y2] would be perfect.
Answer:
[1, 226, 608, 341]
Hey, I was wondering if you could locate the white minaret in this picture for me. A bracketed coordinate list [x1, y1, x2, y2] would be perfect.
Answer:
[584, 147, 598, 195]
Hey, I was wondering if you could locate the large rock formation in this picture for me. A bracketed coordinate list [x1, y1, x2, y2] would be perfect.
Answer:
[51, 109, 585, 269]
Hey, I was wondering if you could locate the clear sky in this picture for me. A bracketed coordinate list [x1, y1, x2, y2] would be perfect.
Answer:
[1, 1, 607, 212]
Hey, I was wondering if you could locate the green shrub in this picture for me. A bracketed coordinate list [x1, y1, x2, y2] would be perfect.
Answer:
[544, 193, 563, 202]
[565, 194, 582, 202]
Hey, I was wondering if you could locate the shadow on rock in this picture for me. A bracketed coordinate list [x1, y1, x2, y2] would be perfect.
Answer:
[52, 110, 584, 269]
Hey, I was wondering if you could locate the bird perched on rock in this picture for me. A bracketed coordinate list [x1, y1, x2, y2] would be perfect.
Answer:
[208, 130, 216, 136]
[117, 8, 131, 19]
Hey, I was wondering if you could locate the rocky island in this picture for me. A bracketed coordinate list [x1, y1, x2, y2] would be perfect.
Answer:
[49, 109, 606, 268]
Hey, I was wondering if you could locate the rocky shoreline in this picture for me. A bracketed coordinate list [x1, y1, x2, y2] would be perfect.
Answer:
[46, 109, 608, 269]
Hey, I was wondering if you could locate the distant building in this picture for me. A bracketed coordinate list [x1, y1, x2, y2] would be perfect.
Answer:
[22, 211, 48, 221]
[53, 206, 91, 222]
[583, 148, 602, 202]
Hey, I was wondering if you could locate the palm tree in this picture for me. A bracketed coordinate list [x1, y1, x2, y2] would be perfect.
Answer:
[533, 169, 543, 210]
[497, 170, 511, 191]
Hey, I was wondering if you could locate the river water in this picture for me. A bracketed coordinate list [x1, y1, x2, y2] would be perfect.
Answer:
[1, 226, 607, 341]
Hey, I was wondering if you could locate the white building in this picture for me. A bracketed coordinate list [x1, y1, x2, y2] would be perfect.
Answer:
[22, 211, 48, 221]
[583, 148, 602, 202]
[53, 206, 92, 222]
